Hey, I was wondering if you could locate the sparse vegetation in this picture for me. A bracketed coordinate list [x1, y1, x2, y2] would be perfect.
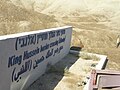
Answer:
[64, 67, 70, 76]
[46, 64, 59, 74]
[46, 62, 64, 75]
[82, 65, 91, 74]
[80, 53, 100, 61]
[46, 63, 71, 77]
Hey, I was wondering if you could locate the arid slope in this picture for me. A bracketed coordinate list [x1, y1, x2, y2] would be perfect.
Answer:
[1, 0, 120, 69]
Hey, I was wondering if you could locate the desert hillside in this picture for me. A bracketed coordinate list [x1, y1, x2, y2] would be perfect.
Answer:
[0, 0, 57, 35]
[0, 0, 120, 70]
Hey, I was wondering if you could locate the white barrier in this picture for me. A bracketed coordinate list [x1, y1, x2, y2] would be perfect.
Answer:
[83, 55, 108, 90]
[0, 26, 72, 90]
[69, 50, 108, 90]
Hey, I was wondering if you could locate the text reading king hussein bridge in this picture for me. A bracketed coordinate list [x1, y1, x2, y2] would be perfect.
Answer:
[0, 26, 72, 90]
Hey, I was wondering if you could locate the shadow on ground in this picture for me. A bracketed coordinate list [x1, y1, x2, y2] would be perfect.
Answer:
[26, 53, 80, 90]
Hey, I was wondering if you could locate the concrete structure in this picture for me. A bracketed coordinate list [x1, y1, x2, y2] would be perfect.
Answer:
[78, 52, 108, 90]
[0, 26, 72, 90]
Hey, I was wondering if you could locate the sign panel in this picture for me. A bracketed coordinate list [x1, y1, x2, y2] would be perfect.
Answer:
[98, 75, 120, 88]
[0, 26, 72, 90]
